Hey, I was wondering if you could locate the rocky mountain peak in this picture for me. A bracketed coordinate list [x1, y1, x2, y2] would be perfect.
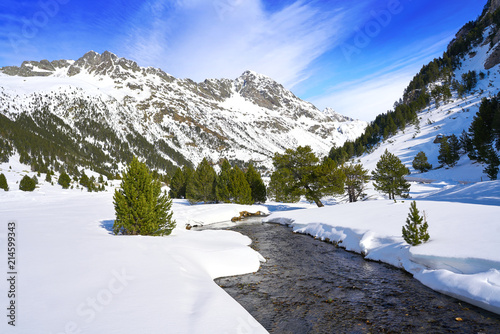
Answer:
[0, 58, 70, 77]
[67, 50, 141, 78]
[0, 51, 365, 170]
[322, 107, 353, 122]
[233, 70, 304, 111]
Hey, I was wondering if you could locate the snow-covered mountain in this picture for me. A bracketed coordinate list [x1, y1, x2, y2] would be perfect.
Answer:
[0, 51, 366, 174]
[343, 0, 500, 183]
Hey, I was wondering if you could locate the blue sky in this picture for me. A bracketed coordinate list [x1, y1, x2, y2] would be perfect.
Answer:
[0, 0, 486, 120]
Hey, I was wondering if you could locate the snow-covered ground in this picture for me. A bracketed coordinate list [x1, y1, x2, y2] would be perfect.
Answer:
[0, 159, 268, 334]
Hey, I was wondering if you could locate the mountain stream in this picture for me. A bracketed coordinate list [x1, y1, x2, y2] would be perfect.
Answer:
[197, 218, 500, 333]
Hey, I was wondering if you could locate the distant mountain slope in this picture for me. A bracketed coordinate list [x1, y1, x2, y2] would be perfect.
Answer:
[0, 51, 366, 176]
[330, 0, 500, 183]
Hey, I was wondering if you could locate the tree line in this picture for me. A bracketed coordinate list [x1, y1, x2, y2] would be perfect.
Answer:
[0, 169, 109, 192]
[168, 158, 266, 205]
[0, 97, 191, 183]
[268, 146, 410, 207]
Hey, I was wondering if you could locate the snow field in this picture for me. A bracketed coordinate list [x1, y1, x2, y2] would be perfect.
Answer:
[0, 164, 268, 334]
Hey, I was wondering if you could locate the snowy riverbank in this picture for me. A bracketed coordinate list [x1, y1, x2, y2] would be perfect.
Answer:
[264, 180, 500, 315]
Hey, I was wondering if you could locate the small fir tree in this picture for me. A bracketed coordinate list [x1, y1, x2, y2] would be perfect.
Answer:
[372, 149, 410, 200]
[215, 159, 232, 203]
[19, 175, 36, 191]
[245, 163, 267, 203]
[402, 201, 430, 246]
[45, 170, 52, 183]
[58, 172, 71, 189]
[437, 136, 451, 166]
[113, 157, 175, 236]
[438, 135, 460, 167]
[0, 173, 9, 191]
[169, 167, 186, 199]
[484, 149, 500, 180]
[228, 165, 253, 204]
[80, 173, 90, 189]
[89, 176, 97, 192]
[412, 151, 432, 173]
[186, 158, 217, 203]
[460, 130, 474, 157]
[448, 134, 461, 167]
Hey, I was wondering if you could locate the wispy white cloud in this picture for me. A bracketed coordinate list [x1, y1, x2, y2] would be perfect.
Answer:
[312, 67, 415, 121]
[120, 0, 366, 86]
[310, 32, 455, 121]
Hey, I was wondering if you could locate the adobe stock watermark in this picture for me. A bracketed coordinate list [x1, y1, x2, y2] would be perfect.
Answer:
[49, 268, 134, 334]
[9, 0, 70, 54]
[213, 0, 243, 21]
[340, 0, 409, 62]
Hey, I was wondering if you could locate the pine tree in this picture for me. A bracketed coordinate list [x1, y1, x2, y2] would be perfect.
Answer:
[438, 136, 450, 167]
[469, 97, 497, 162]
[0, 173, 9, 191]
[460, 130, 474, 157]
[385, 116, 398, 137]
[186, 158, 217, 203]
[245, 163, 267, 203]
[269, 146, 345, 207]
[45, 170, 52, 183]
[113, 157, 175, 236]
[89, 176, 97, 192]
[342, 163, 369, 202]
[448, 134, 461, 167]
[80, 173, 90, 189]
[168, 166, 193, 199]
[412, 151, 432, 173]
[228, 165, 253, 204]
[19, 175, 36, 191]
[484, 149, 500, 180]
[402, 201, 430, 246]
[58, 172, 71, 189]
[268, 168, 301, 203]
[372, 149, 410, 200]
[438, 135, 460, 167]
[168, 167, 185, 199]
[215, 159, 232, 203]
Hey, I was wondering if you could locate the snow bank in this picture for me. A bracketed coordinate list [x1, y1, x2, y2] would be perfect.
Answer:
[417, 179, 500, 206]
[0, 180, 267, 333]
[172, 200, 269, 228]
[264, 198, 500, 315]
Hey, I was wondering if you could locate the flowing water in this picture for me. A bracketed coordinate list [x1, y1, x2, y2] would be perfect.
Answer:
[198, 218, 500, 333]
